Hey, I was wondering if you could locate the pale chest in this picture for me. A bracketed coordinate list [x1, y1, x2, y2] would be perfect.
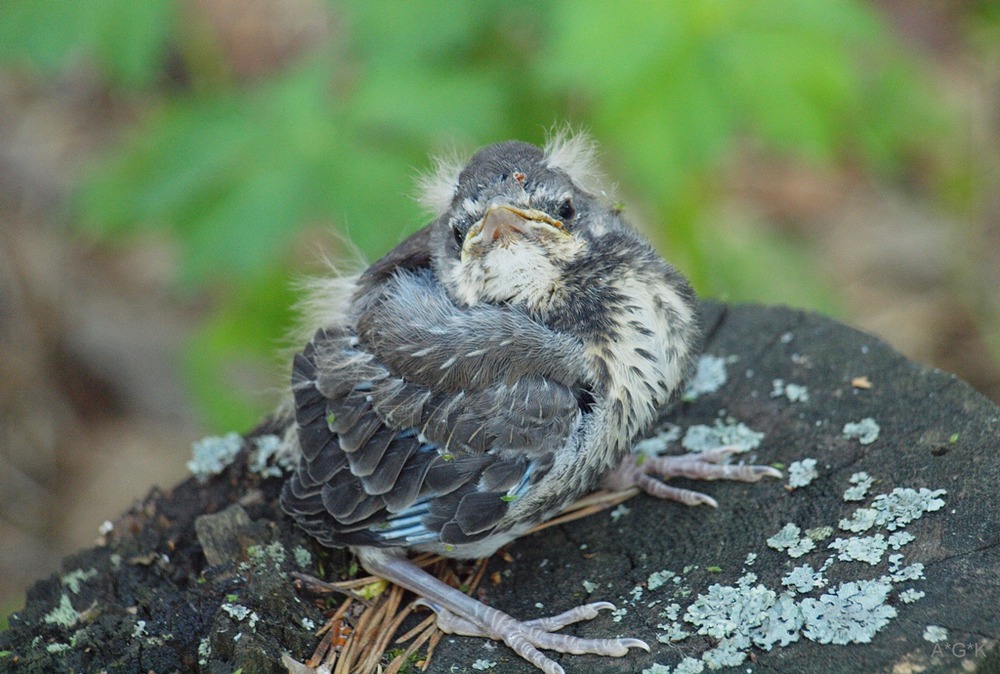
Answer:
[586, 271, 696, 444]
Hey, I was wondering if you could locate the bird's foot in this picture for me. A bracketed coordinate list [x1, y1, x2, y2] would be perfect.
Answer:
[602, 446, 782, 507]
[358, 549, 647, 674]
[416, 598, 647, 674]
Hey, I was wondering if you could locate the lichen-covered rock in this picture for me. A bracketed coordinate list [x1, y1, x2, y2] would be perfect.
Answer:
[1, 303, 998, 674]
[0, 420, 332, 674]
[422, 303, 1000, 674]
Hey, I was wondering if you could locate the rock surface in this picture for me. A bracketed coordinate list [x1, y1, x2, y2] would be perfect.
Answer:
[1, 303, 998, 674]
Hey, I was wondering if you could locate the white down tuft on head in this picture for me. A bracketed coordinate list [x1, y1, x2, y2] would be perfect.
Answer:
[543, 128, 606, 197]
[416, 130, 609, 215]
[414, 150, 465, 217]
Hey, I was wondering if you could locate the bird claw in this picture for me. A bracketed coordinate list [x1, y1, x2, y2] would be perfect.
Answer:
[417, 599, 649, 674]
[522, 600, 615, 631]
[602, 445, 782, 506]
[361, 550, 649, 674]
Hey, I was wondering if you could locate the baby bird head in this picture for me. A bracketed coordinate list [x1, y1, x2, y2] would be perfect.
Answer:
[422, 134, 614, 315]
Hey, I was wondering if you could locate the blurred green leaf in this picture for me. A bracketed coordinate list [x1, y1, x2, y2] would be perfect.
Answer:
[342, 1, 496, 62]
[183, 265, 298, 430]
[0, 0, 175, 87]
[1, 0, 961, 430]
[543, 0, 937, 193]
[694, 209, 842, 315]
[539, 0, 949, 302]
[78, 60, 346, 284]
[350, 66, 510, 140]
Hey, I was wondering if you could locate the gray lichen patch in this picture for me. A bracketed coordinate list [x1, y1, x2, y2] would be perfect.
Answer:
[187, 432, 243, 482]
[899, 589, 925, 604]
[248, 541, 288, 566]
[829, 535, 889, 565]
[642, 663, 672, 674]
[42, 594, 82, 628]
[683, 576, 776, 641]
[674, 657, 705, 674]
[60, 568, 97, 594]
[247, 433, 297, 478]
[633, 425, 683, 456]
[682, 354, 731, 400]
[870, 488, 946, 530]
[647, 470, 949, 671]
[647, 569, 678, 591]
[839, 507, 878, 533]
[658, 603, 681, 621]
[767, 523, 816, 558]
[923, 625, 948, 643]
[788, 459, 819, 488]
[782, 565, 827, 594]
[678, 573, 804, 669]
[886, 555, 925, 583]
[609, 503, 631, 522]
[800, 579, 896, 644]
[888, 531, 915, 549]
[240, 541, 292, 584]
[682, 418, 764, 453]
[221, 603, 260, 630]
[842, 418, 880, 445]
[843, 472, 874, 501]
[292, 545, 313, 569]
[804, 526, 834, 541]
[644, 656, 706, 674]
[633, 414, 764, 461]
[197, 637, 211, 666]
[771, 379, 810, 403]
[655, 622, 691, 644]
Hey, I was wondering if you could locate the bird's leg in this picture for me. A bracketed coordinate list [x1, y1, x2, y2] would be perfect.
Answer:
[357, 548, 648, 674]
[602, 446, 782, 508]
[413, 599, 619, 636]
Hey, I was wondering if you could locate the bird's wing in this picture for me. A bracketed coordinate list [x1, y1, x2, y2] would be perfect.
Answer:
[356, 268, 588, 391]
[281, 270, 590, 551]
[357, 223, 434, 289]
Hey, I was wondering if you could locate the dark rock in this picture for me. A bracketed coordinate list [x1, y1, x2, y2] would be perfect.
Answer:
[196, 504, 254, 567]
[1, 303, 997, 674]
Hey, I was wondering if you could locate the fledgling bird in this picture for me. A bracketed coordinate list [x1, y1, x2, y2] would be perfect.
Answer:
[280, 134, 780, 674]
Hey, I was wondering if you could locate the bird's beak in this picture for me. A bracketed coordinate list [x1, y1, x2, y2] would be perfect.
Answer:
[462, 204, 568, 261]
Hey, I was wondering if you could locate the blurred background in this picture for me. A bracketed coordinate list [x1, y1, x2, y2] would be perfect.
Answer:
[0, 0, 997, 624]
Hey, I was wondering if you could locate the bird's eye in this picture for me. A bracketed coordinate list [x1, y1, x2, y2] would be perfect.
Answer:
[453, 224, 464, 247]
[557, 198, 576, 221]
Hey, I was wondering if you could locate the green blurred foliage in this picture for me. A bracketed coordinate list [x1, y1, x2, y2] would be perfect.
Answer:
[539, 1, 950, 288]
[0, 0, 957, 431]
[963, 1, 1000, 370]
[0, 0, 176, 87]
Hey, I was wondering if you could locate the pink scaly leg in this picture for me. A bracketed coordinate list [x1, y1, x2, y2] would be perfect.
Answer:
[357, 548, 648, 674]
[602, 447, 782, 507]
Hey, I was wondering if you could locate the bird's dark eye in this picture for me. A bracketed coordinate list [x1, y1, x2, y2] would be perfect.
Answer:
[557, 198, 576, 221]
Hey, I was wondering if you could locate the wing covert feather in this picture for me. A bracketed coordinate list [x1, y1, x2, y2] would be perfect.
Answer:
[356, 269, 588, 391]
[281, 268, 591, 550]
